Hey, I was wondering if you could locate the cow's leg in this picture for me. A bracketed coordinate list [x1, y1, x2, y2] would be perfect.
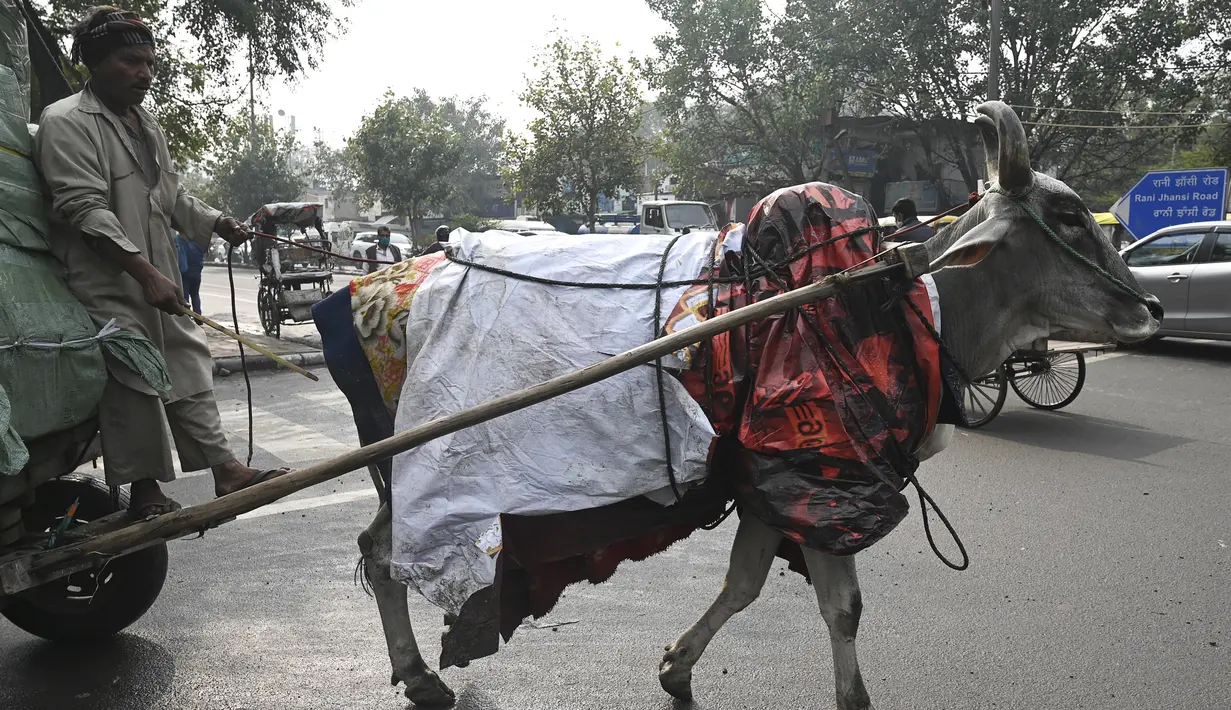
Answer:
[800, 548, 873, 710]
[358, 504, 455, 707]
[659, 514, 782, 700]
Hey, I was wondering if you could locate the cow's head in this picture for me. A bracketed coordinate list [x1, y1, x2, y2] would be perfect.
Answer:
[925, 101, 1162, 377]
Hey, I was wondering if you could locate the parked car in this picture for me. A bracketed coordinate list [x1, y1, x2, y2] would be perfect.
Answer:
[350, 231, 413, 260]
[1121, 221, 1231, 340]
[488, 219, 559, 236]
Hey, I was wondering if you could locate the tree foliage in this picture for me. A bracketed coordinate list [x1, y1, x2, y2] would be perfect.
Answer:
[503, 35, 644, 230]
[646, 0, 845, 198]
[816, 0, 1230, 204]
[348, 91, 463, 238]
[304, 138, 358, 202]
[29, 0, 350, 163]
[201, 114, 306, 221]
[647, 0, 1231, 208]
[409, 91, 505, 218]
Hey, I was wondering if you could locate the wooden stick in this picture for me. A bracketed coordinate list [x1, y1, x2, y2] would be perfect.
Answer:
[1, 251, 926, 594]
[182, 308, 320, 381]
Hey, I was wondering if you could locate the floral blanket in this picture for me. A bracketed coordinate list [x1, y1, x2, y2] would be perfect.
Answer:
[348, 253, 448, 414]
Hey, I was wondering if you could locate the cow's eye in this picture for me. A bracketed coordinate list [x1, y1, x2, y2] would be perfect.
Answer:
[1056, 212, 1084, 227]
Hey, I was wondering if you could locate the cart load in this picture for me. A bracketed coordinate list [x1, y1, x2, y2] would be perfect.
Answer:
[323, 183, 954, 627]
[0, 62, 107, 477]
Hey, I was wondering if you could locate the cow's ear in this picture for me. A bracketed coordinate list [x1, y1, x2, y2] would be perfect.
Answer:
[930, 219, 1010, 270]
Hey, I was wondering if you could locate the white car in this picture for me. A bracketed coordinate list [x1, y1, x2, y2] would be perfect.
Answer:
[350, 231, 413, 260]
[488, 219, 559, 236]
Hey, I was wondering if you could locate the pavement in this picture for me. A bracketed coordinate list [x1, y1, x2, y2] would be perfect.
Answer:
[1, 310, 1229, 707]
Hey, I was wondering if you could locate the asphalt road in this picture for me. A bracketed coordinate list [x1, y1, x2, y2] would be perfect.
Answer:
[197, 265, 326, 349]
[2, 336, 1228, 710]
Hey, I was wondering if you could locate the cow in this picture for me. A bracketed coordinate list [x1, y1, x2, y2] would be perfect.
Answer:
[323, 101, 1161, 708]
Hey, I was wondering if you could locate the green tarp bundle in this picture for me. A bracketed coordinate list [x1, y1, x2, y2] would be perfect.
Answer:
[0, 30, 169, 475]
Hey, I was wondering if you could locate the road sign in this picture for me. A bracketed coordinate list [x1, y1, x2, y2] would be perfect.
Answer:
[1112, 168, 1228, 240]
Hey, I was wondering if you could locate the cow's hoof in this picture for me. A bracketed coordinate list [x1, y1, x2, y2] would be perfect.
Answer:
[402, 669, 456, 707]
[658, 650, 694, 700]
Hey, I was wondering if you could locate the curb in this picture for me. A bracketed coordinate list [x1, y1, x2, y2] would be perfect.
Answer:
[213, 350, 326, 376]
[204, 261, 259, 271]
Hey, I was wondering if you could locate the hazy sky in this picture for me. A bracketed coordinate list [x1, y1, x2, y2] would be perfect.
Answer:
[265, 0, 676, 144]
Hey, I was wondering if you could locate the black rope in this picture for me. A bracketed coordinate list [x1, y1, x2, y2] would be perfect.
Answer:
[436, 221, 967, 563]
[746, 227, 970, 572]
[652, 235, 687, 501]
[227, 245, 254, 466]
[439, 225, 879, 291]
[700, 501, 738, 530]
[437, 227, 874, 503]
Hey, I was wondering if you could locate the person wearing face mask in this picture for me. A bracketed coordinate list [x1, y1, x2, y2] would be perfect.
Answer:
[364, 226, 402, 274]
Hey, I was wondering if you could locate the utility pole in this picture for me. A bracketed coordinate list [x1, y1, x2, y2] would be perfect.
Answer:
[988, 0, 1001, 101]
[247, 37, 257, 144]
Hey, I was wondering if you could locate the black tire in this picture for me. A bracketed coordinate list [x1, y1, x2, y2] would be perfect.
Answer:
[1009, 352, 1086, 410]
[1, 474, 169, 642]
[958, 366, 1008, 429]
[258, 284, 281, 339]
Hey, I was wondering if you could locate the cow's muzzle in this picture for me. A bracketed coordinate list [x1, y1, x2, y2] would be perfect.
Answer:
[1145, 294, 1164, 323]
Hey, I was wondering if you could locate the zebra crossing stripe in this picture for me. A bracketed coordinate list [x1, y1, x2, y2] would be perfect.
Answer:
[217, 399, 358, 461]
[74, 394, 361, 477]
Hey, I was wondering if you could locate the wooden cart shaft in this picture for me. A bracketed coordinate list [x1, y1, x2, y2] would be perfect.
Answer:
[0, 244, 932, 598]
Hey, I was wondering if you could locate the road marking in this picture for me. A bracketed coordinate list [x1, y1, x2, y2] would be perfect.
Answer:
[1086, 351, 1130, 364]
[218, 401, 358, 460]
[238, 487, 378, 520]
[294, 389, 352, 410]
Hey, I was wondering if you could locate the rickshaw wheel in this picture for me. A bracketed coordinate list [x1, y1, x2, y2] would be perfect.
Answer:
[1009, 352, 1086, 410]
[1, 474, 169, 641]
[958, 366, 1008, 429]
[258, 284, 281, 339]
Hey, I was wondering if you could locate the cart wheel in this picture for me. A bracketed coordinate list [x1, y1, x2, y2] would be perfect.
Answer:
[958, 366, 1008, 429]
[1, 474, 169, 642]
[1010, 352, 1086, 410]
[258, 284, 281, 339]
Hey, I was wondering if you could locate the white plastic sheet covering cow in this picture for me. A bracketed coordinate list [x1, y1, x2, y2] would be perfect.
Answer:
[390, 228, 723, 614]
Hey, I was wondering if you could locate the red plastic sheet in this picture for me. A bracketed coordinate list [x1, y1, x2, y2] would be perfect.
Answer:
[672, 183, 942, 554]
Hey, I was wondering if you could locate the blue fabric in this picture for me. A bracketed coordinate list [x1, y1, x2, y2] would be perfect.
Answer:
[182, 271, 202, 314]
[175, 234, 205, 274]
[311, 287, 394, 501]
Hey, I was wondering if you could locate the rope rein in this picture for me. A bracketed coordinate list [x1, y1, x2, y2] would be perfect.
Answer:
[226, 245, 254, 467]
[986, 187, 1152, 308]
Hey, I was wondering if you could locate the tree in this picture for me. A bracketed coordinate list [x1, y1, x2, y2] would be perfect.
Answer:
[502, 35, 644, 231]
[645, 0, 846, 198]
[824, 0, 1230, 204]
[202, 114, 306, 221]
[28, 0, 350, 163]
[348, 91, 463, 240]
[408, 91, 506, 218]
[304, 138, 358, 203]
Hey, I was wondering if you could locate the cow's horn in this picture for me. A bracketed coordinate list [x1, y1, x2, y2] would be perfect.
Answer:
[975, 101, 1033, 192]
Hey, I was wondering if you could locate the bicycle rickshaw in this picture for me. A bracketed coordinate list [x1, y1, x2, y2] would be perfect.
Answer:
[250, 202, 334, 339]
[958, 337, 1114, 428]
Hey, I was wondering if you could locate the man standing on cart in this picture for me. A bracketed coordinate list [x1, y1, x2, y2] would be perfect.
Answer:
[34, 6, 287, 519]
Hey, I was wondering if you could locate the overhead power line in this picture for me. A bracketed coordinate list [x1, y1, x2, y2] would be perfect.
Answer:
[1007, 104, 1210, 116]
[1021, 120, 1224, 129]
